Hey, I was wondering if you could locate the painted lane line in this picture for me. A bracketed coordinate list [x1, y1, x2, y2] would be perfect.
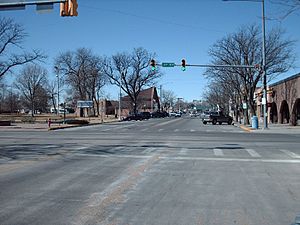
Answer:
[174, 129, 179, 132]
[153, 118, 181, 127]
[158, 156, 300, 164]
[158, 129, 164, 132]
[245, 149, 261, 158]
[281, 150, 300, 159]
[213, 149, 224, 157]
[113, 146, 125, 151]
[190, 129, 195, 132]
[73, 153, 300, 164]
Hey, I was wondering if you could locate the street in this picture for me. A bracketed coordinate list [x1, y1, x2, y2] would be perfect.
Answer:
[1, 117, 300, 225]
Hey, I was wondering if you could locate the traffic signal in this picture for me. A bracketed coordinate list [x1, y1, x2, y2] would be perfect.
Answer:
[181, 59, 186, 71]
[150, 59, 156, 71]
[69, 0, 78, 16]
[60, 0, 78, 17]
[60, 1, 69, 16]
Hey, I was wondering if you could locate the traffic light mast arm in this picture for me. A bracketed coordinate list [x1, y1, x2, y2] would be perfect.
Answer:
[0, 0, 63, 6]
[185, 64, 259, 69]
[156, 63, 259, 69]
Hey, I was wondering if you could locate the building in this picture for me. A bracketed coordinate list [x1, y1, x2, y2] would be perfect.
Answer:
[120, 87, 160, 116]
[255, 73, 300, 126]
[75, 87, 160, 118]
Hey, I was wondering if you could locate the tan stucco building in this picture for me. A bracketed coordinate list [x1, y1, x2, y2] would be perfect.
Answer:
[255, 73, 300, 126]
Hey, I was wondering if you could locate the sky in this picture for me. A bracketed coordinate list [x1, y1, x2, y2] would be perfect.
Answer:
[1, 0, 300, 102]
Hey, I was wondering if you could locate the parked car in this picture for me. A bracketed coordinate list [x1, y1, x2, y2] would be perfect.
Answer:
[169, 112, 177, 117]
[122, 114, 143, 121]
[140, 112, 151, 120]
[175, 112, 182, 117]
[202, 111, 233, 125]
[151, 111, 169, 118]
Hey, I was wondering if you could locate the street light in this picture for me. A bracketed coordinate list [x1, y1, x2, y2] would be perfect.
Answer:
[223, 0, 268, 129]
[54, 66, 60, 116]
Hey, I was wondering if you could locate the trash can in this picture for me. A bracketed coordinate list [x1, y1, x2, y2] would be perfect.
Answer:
[252, 116, 258, 129]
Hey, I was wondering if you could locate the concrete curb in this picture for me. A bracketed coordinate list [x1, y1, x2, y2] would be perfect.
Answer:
[239, 125, 253, 133]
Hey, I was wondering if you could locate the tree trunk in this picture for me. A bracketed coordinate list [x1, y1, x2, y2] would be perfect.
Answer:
[52, 94, 56, 113]
[31, 100, 34, 117]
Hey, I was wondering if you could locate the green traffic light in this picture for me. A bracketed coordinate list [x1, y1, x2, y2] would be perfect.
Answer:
[181, 67, 186, 71]
[151, 66, 156, 71]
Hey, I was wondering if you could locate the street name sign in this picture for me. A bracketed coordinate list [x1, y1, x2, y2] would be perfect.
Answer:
[162, 62, 175, 67]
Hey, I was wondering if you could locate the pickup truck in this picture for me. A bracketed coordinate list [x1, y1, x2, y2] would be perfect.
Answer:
[202, 111, 233, 125]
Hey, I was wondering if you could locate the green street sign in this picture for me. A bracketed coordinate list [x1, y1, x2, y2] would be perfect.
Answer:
[162, 62, 176, 67]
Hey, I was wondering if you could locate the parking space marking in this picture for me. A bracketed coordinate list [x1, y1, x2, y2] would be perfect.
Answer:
[245, 149, 261, 158]
[281, 150, 300, 159]
[213, 149, 224, 156]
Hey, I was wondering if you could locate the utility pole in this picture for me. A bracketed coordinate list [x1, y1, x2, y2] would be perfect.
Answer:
[118, 72, 123, 121]
[261, 0, 268, 129]
[56, 73, 59, 116]
[160, 85, 162, 111]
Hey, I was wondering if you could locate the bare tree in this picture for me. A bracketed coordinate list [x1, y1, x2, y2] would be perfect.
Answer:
[0, 17, 45, 78]
[48, 80, 57, 113]
[14, 64, 49, 116]
[54, 48, 106, 116]
[205, 24, 295, 123]
[161, 90, 176, 111]
[103, 47, 162, 114]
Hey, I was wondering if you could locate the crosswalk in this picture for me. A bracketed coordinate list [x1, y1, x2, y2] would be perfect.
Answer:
[70, 145, 300, 161]
[93, 127, 242, 133]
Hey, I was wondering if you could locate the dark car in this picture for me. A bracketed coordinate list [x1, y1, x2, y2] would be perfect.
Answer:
[202, 111, 233, 125]
[151, 111, 169, 118]
[122, 114, 143, 121]
[140, 112, 151, 120]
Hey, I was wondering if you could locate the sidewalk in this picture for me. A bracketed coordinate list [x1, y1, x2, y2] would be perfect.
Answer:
[0, 117, 120, 131]
[236, 122, 300, 134]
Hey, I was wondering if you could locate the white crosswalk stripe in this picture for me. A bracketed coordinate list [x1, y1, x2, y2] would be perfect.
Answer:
[280, 150, 300, 159]
[179, 148, 188, 155]
[245, 149, 261, 158]
[213, 149, 224, 156]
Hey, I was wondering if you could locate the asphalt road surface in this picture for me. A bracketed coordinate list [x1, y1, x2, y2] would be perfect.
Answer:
[1, 117, 300, 225]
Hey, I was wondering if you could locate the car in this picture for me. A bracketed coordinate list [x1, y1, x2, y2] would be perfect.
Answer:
[122, 114, 143, 121]
[151, 111, 169, 118]
[202, 111, 233, 125]
[140, 112, 151, 120]
[169, 112, 177, 117]
[189, 112, 197, 117]
[175, 112, 182, 117]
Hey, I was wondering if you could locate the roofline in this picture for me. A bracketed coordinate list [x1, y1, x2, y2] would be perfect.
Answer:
[270, 73, 300, 87]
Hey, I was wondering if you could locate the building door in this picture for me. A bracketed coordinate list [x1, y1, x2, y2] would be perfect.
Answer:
[270, 102, 278, 123]
[291, 98, 300, 126]
[279, 100, 290, 124]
